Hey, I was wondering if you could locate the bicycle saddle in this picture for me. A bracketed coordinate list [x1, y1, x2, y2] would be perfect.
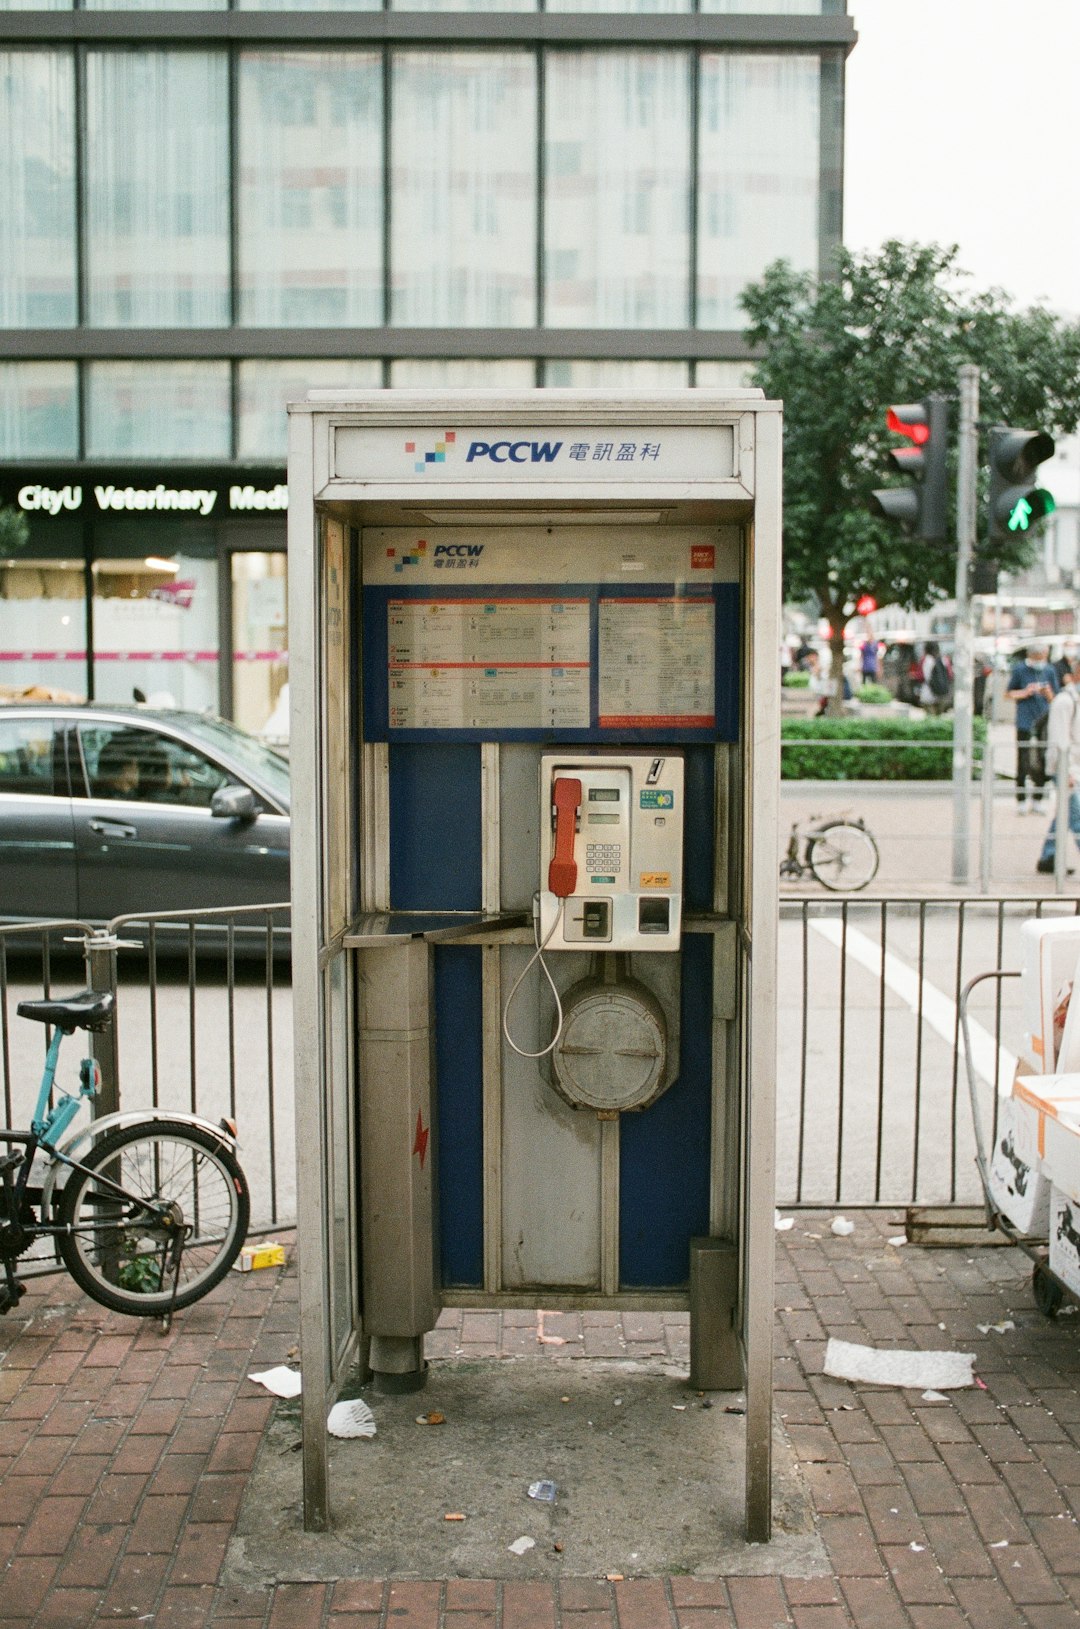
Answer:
[16, 990, 115, 1033]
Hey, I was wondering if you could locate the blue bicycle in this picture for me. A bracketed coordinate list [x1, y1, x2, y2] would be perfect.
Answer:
[0, 989, 249, 1322]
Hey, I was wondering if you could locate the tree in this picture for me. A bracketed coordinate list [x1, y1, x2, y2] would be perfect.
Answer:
[0, 504, 27, 559]
[739, 240, 1080, 706]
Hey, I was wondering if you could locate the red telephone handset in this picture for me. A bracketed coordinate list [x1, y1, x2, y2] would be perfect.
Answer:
[548, 777, 582, 898]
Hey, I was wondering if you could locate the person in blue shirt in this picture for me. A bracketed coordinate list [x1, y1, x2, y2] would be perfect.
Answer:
[1006, 642, 1059, 811]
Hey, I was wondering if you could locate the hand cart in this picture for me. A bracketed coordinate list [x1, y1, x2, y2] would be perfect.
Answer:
[959, 968, 1075, 1319]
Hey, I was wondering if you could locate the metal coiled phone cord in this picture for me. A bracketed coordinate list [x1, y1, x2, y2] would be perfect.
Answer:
[502, 894, 566, 1060]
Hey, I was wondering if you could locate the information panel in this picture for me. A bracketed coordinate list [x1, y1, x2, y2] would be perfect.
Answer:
[598, 597, 715, 728]
[387, 597, 590, 731]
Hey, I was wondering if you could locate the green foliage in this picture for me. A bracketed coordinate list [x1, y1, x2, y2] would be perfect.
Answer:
[855, 683, 892, 705]
[782, 670, 811, 688]
[782, 715, 987, 781]
[0, 505, 28, 560]
[740, 241, 1080, 627]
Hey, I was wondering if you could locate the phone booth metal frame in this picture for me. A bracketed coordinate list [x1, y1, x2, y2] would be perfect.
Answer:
[288, 388, 781, 1543]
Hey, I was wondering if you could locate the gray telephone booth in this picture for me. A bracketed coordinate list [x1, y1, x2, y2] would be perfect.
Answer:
[288, 389, 781, 1542]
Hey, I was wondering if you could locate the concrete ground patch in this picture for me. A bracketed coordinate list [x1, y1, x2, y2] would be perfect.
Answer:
[227, 1356, 826, 1583]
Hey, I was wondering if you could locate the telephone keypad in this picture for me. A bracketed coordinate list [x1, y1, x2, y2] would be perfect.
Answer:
[586, 842, 622, 873]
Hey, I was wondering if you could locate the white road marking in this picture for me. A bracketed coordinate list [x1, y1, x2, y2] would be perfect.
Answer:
[808, 918, 1016, 1089]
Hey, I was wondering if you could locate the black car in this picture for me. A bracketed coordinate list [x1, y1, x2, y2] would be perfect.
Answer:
[0, 705, 289, 929]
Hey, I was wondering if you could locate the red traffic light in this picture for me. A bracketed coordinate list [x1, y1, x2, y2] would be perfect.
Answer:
[855, 595, 877, 616]
[886, 405, 931, 445]
[892, 399, 931, 439]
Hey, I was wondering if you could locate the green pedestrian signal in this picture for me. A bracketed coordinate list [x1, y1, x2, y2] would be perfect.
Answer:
[1006, 489, 1056, 533]
[988, 426, 1055, 546]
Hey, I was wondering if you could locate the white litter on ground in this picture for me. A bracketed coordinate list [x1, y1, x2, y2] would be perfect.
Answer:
[823, 1338, 976, 1390]
[327, 1399, 376, 1439]
[248, 1366, 302, 1398]
[508, 1536, 536, 1556]
[831, 1216, 855, 1236]
[976, 1321, 1016, 1335]
[775, 1211, 794, 1231]
[921, 1390, 949, 1403]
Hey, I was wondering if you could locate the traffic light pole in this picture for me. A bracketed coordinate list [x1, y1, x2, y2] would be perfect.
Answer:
[952, 364, 979, 885]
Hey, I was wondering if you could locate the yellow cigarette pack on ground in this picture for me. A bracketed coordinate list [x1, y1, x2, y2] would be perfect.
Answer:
[233, 1240, 286, 1272]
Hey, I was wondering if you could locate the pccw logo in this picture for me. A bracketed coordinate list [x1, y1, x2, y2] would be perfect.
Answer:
[434, 543, 484, 572]
[405, 431, 456, 473]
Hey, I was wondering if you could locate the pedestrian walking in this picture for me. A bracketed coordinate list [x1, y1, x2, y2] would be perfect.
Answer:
[1007, 641, 1059, 811]
[1036, 657, 1080, 873]
[918, 641, 950, 715]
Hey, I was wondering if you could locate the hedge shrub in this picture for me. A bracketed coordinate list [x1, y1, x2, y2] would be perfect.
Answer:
[781, 715, 987, 781]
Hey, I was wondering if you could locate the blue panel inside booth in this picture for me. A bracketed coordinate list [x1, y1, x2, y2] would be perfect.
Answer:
[434, 944, 484, 1289]
[618, 932, 713, 1287]
[682, 745, 715, 913]
[388, 743, 482, 911]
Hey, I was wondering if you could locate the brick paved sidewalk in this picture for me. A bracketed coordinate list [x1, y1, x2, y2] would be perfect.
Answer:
[1, 1211, 1078, 1627]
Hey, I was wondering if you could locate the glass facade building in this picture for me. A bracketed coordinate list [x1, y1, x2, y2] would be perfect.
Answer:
[0, 3, 853, 729]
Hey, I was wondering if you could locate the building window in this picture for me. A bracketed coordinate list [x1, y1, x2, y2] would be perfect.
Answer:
[548, 0, 688, 12]
[0, 558, 86, 702]
[697, 53, 820, 329]
[0, 362, 78, 458]
[388, 359, 536, 388]
[239, 52, 383, 326]
[85, 51, 229, 327]
[544, 51, 691, 329]
[0, 50, 76, 327]
[391, 51, 537, 328]
[86, 361, 230, 459]
[88, 545, 220, 713]
[542, 359, 689, 386]
[238, 359, 382, 458]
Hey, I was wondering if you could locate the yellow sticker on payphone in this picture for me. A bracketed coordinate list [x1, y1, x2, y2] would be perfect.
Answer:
[639, 872, 671, 888]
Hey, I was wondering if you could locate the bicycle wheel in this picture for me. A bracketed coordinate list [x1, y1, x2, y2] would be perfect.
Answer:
[807, 821, 879, 892]
[58, 1120, 249, 1316]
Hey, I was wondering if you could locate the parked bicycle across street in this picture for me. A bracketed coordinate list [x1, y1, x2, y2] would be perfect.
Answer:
[780, 811, 880, 892]
[0, 987, 250, 1328]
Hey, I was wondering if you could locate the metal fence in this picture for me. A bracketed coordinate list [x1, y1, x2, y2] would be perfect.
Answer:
[0, 895, 1072, 1229]
[777, 894, 1079, 1209]
[0, 907, 292, 1236]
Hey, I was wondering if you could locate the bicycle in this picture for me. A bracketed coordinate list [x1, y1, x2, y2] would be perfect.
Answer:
[0, 988, 250, 1326]
[780, 813, 879, 892]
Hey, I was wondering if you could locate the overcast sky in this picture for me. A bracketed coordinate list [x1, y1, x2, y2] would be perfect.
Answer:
[844, 1, 1080, 318]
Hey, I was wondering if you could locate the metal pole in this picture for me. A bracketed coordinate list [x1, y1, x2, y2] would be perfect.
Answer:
[979, 736, 994, 894]
[83, 931, 120, 1120]
[1054, 735, 1070, 894]
[952, 365, 979, 884]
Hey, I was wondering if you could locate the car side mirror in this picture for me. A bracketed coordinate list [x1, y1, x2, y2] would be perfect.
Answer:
[211, 783, 258, 822]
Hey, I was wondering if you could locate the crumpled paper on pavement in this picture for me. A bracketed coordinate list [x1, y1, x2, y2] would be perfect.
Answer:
[247, 1365, 302, 1398]
[823, 1338, 976, 1390]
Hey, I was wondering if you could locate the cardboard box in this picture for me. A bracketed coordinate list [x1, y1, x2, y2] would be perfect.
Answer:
[1014, 1074, 1080, 1198]
[1049, 1185, 1080, 1299]
[987, 1093, 1051, 1235]
[1042, 1103, 1080, 1207]
[1019, 918, 1080, 1073]
[232, 1240, 286, 1273]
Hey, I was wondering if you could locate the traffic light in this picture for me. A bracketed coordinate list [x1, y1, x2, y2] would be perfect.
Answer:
[987, 426, 1056, 545]
[869, 395, 949, 542]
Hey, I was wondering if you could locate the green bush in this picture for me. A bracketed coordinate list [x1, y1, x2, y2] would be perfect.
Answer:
[855, 682, 892, 705]
[782, 670, 811, 688]
[781, 715, 987, 781]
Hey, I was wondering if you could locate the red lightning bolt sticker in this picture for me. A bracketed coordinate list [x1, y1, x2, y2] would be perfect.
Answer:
[413, 1109, 429, 1169]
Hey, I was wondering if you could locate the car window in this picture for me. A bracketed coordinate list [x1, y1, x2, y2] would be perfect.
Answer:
[79, 725, 232, 810]
[0, 718, 55, 796]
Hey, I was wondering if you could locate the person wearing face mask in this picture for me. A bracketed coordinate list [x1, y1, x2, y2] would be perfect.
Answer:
[1037, 658, 1080, 874]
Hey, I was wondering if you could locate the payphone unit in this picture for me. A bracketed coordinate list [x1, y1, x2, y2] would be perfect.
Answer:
[539, 752, 684, 951]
